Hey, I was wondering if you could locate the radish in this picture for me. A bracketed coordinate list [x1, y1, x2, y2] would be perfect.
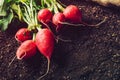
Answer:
[63, 5, 82, 24]
[63, 5, 106, 27]
[15, 28, 32, 42]
[52, 12, 66, 31]
[16, 40, 37, 60]
[37, 9, 53, 24]
[36, 28, 55, 79]
[8, 40, 37, 67]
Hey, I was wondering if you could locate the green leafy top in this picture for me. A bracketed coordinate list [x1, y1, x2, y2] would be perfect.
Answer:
[0, 0, 64, 31]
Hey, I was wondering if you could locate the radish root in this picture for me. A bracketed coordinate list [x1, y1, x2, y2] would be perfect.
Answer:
[60, 22, 85, 26]
[59, 17, 107, 27]
[8, 56, 16, 67]
[81, 17, 107, 27]
[37, 57, 50, 80]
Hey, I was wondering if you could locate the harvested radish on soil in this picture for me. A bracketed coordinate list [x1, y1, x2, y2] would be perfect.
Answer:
[52, 12, 66, 31]
[16, 40, 37, 60]
[37, 9, 53, 24]
[36, 28, 55, 79]
[0, 0, 111, 80]
[63, 5, 82, 24]
[15, 28, 32, 42]
[63, 5, 106, 27]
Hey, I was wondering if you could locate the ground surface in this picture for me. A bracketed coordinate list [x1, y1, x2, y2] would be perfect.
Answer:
[0, 0, 120, 80]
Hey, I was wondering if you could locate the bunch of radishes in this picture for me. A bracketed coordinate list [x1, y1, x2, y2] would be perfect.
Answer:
[9, 0, 106, 79]
[15, 4, 84, 58]
[14, 27, 54, 79]
[13, 4, 83, 80]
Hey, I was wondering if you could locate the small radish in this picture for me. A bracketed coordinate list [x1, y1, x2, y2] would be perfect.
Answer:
[8, 40, 37, 67]
[15, 28, 32, 42]
[52, 12, 66, 31]
[36, 28, 55, 79]
[37, 9, 53, 24]
[63, 5, 106, 27]
[16, 40, 37, 60]
[63, 5, 82, 24]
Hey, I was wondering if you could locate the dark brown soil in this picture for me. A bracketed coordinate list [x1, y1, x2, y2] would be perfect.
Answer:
[0, 0, 120, 80]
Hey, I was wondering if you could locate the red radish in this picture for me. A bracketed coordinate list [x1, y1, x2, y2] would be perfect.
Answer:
[52, 12, 66, 31]
[36, 28, 55, 79]
[15, 28, 32, 42]
[63, 5, 82, 24]
[37, 9, 53, 24]
[63, 5, 106, 27]
[16, 40, 37, 60]
[36, 28, 54, 58]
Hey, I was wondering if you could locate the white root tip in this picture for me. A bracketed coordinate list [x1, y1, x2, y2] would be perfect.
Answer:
[37, 57, 50, 80]
[8, 56, 16, 68]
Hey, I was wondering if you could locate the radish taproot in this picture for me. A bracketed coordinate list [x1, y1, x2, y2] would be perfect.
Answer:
[37, 9, 53, 24]
[36, 28, 55, 79]
[15, 28, 32, 42]
[52, 12, 66, 31]
[16, 40, 37, 60]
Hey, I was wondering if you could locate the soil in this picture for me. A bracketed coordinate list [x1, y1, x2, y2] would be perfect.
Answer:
[0, 0, 120, 80]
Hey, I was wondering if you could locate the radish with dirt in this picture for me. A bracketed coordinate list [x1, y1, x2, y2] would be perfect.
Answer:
[3, 0, 107, 79]
[36, 28, 55, 80]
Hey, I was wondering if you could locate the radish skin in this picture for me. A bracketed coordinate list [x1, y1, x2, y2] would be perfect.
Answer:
[63, 5, 82, 24]
[36, 29, 54, 58]
[37, 9, 53, 24]
[15, 28, 32, 42]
